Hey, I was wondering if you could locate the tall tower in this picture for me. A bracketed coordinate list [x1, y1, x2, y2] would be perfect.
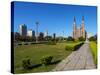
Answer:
[81, 16, 85, 38]
[73, 16, 77, 39]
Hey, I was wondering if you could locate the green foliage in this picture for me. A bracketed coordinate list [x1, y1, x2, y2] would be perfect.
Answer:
[90, 42, 97, 65]
[44, 36, 53, 41]
[78, 37, 85, 41]
[65, 46, 74, 51]
[24, 43, 28, 45]
[65, 42, 84, 51]
[67, 36, 74, 41]
[14, 43, 73, 73]
[74, 42, 84, 51]
[17, 36, 36, 42]
[41, 55, 53, 65]
[89, 36, 97, 41]
[22, 58, 31, 69]
[18, 43, 22, 45]
[65, 42, 83, 51]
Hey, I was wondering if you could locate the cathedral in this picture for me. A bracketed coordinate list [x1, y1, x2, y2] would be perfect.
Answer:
[73, 16, 87, 40]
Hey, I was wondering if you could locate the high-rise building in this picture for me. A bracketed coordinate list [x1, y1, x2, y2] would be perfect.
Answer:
[73, 16, 86, 40]
[39, 32, 44, 40]
[19, 24, 27, 37]
[53, 33, 56, 39]
[44, 30, 48, 37]
[27, 29, 35, 37]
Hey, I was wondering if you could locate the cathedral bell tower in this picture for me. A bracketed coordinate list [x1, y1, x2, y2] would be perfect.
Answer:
[81, 16, 85, 38]
[73, 16, 77, 39]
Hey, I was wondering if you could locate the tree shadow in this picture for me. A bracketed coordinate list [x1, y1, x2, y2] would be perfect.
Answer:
[28, 64, 42, 69]
[23, 60, 61, 70]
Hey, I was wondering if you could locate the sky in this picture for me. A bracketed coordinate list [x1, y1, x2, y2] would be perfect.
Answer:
[12, 1, 97, 37]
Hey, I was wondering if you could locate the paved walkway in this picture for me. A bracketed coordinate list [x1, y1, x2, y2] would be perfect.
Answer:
[52, 41, 96, 71]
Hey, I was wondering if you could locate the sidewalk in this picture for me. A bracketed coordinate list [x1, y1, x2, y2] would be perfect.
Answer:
[52, 41, 96, 71]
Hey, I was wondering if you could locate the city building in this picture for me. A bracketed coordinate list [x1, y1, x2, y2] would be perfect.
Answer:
[39, 32, 44, 40]
[53, 33, 56, 39]
[14, 32, 20, 41]
[27, 29, 35, 37]
[73, 16, 87, 40]
[44, 30, 48, 37]
[19, 24, 27, 37]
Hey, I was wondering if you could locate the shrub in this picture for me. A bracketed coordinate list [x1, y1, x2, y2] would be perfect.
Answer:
[74, 42, 84, 51]
[22, 58, 31, 69]
[41, 55, 53, 65]
[24, 43, 28, 45]
[18, 43, 22, 45]
[89, 36, 97, 41]
[30, 42, 36, 44]
[67, 36, 74, 41]
[65, 46, 74, 51]
[78, 37, 85, 41]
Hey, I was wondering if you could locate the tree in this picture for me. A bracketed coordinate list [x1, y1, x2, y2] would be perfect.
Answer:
[67, 36, 74, 41]
[78, 37, 85, 41]
[94, 34, 97, 40]
[44, 36, 52, 41]
[14, 32, 20, 41]
[89, 36, 96, 41]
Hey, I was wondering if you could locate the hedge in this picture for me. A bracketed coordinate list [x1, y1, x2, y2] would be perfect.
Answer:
[65, 46, 74, 51]
[41, 55, 53, 65]
[65, 42, 84, 51]
[73, 42, 84, 51]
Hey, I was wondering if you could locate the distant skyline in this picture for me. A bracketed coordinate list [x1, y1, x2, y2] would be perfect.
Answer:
[12, 1, 97, 37]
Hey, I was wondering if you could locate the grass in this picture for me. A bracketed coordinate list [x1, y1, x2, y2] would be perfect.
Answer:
[14, 42, 80, 73]
[90, 41, 97, 65]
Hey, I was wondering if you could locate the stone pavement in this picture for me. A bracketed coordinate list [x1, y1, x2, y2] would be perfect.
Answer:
[52, 41, 96, 71]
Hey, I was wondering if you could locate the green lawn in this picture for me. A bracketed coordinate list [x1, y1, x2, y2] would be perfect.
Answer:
[14, 42, 80, 73]
[90, 41, 97, 65]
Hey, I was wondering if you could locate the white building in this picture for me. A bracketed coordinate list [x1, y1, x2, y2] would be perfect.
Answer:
[27, 29, 35, 37]
[44, 30, 48, 37]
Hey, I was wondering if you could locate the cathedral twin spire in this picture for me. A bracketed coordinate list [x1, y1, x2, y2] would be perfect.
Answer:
[73, 16, 86, 39]
[73, 16, 84, 27]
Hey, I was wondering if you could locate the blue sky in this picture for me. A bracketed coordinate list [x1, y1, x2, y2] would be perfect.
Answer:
[13, 1, 97, 37]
